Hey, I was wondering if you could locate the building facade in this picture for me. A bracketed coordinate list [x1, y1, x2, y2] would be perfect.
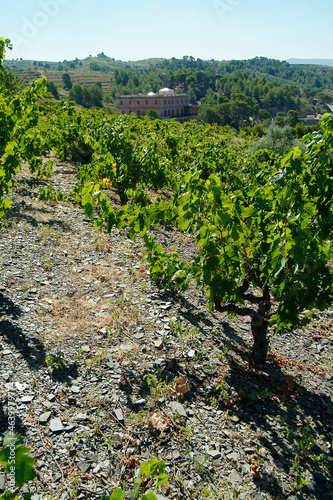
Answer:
[116, 88, 198, 122]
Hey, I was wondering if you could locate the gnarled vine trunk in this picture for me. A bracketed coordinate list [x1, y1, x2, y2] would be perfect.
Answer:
[251, 313, 269, 364]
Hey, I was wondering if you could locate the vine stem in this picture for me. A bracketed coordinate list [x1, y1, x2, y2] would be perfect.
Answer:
[242, 243, 259, 286]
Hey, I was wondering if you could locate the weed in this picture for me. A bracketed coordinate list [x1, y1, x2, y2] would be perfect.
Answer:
[179, 425, 194, 440]
[45, 351, 65, 370]
[132, 457, 168, 500]
[111, 310, 120, 321]
[186, 448, 209, 473]
[37, 225, 62, 244]
[290, 454, 307, 492]
[253, 445, 264, 467]
[299, 418, 315, 456]
[138, 281, 148, 291]
[277, 414, 293, 439]
[94, 234, 111, 252]
[214, 343, 231, 361]
[143, 372, 170, 400]
[129, 409, 150, 425]
[40, 256, 52, 269]
[77, 346, 108, 368]
[239, 386, 272, 405]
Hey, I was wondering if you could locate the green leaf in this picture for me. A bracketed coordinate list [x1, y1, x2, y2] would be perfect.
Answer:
[109, 488, 125, 500]
[139, 460, 152, 479]
[0, 434, 34, 488]
[156, 472, 169, 487]
[82, 192, 93, 217]
[149, 457, 165, 476]
[141, 493, 158, 500]
[132, 471, 142, 500]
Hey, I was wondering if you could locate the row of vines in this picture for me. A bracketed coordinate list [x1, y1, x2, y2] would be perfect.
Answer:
[42, 103, 333, 365]
[1, 36, 333, 366]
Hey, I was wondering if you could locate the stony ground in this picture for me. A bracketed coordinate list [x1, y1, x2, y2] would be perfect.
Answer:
[0, 160, 332, 500]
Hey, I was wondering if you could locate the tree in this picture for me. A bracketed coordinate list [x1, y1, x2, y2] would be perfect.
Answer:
[62, 72, 72, 90]
[229, 93, 259, 129]
[82, 87, 91, 108]
[202, 87, 216, 105]
[69, 83, 84, 105]
[46, 80, 59, 100]
[275, 112, 286, 127]
[187, 87, 197, 104]
[287, 110, 300, 128]
[0, 37, 11, 66]
[147, 109, 160, 119]
[253, 125, 297, 155]
[198, 106, 222, 125]
[89, 83, 103, 108]
[258, 109, 271, 122]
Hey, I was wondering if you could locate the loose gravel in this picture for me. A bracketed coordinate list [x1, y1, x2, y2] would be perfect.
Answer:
[0, 160, 332, 500]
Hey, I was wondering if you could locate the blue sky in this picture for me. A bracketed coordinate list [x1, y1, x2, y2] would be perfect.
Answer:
[1, 0, 333, 62]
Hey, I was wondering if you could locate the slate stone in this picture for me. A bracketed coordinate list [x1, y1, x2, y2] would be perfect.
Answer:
[49, 418, 64, 433]
[77, 462, 91, 472]
[42, 400, 53, 409]
[170, 401, 187, 418]
[21, 395, 34, 403]
[74, 413, 87, 421]
[114, 408, 124, 421]
[39, 411, 52, 424]
[15, 382, 26, 391]
[228, 469, 243, 485]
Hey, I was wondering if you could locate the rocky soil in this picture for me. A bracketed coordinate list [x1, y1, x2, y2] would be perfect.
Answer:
[0, 160, 333, 500]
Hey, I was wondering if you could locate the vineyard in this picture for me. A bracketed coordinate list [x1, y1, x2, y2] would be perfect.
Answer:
[1, 37, 333, 499]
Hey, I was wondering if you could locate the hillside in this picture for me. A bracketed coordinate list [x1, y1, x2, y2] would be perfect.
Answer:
[1, 157, 332, 500]
[5, 54, 333, 92]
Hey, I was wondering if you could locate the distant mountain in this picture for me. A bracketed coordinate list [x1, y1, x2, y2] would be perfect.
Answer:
[288, 58, 333, 67]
